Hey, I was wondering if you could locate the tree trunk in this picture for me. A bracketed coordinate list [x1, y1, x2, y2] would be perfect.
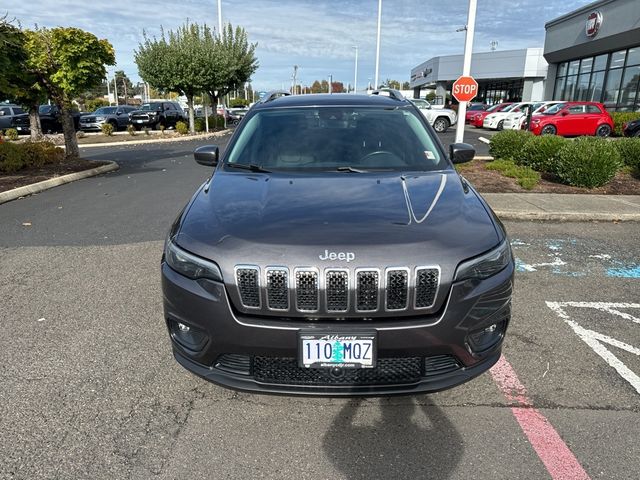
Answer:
[187, 94, 195, 133]
[59, 104, 79, 159]
[28, 103, 43, 141]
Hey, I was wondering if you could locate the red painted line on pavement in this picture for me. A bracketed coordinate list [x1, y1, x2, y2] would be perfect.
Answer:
[490, 355, 591, 480]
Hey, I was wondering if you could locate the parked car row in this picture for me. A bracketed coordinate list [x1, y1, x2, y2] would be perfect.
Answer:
[11, 105, 87, 134]
[467, 100, 615, 138]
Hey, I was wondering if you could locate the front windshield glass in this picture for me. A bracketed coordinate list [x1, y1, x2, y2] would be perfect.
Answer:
[226, 106, 446, 172]
[469, 104, 485, 111]
[39, 105, 54, 114]
[486, 104, 502, 112]
[94, 107, 117, 115]
[543, 103, 566, 115]
[140, 103, 163, 111]
[501, 104, 518, 112]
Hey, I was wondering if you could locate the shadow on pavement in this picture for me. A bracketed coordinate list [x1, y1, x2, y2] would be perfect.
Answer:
[323, 398, 462, 479]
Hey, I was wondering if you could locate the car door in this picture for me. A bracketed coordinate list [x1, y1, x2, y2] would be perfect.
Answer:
[585, 104, 604, 135]
[0, 107, 12, 129]
[557, 105, 585, 136]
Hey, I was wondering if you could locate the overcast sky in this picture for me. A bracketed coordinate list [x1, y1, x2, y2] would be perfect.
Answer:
[8, 0, 587, 91]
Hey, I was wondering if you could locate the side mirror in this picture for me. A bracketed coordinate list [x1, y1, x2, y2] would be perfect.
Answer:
[561, 111, 569, 116]
[449, 143, 475, 164]
[0, 111, 5, 116]
[194, 145, 219, 167]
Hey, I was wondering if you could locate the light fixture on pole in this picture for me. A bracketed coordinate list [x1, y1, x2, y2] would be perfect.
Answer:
[454, 0, 478, 144]
[374, 0, 382, 89]
[352, 46, 359, 94]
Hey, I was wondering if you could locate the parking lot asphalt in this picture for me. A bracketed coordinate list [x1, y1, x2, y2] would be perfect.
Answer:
[0, 136, 638, 479]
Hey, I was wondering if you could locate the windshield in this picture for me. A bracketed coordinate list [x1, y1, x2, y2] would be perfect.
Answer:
[501, 104, 518, 112]
[486, 104, 503, 112]
[226, 106, 446, 172]
[94, 107, 117, 115]
[543, 103, 566, 115]
[469, 104, 485, 111]
[411, 99, 429, 109]
[140, 103, 163, 111]
[39, 105, 55, 114]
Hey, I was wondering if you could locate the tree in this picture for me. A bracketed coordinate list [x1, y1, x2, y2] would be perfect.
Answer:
[310, 80, 322, 93]
[402, 81, 410, 90]
[384, 79, 401, 90]
[114, 70, 134, 105]
[25, 27, 115, 158]
[320, 80, 329, 93]
[331, 81, 345, 93]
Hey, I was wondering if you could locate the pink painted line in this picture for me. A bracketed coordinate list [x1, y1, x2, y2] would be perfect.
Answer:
[490, 355, 591, 480]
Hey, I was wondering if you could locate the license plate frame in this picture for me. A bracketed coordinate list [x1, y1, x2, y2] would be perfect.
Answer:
[298, 331, 377, 369]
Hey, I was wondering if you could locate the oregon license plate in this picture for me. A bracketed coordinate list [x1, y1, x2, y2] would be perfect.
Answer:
[299, 332, 376, 369]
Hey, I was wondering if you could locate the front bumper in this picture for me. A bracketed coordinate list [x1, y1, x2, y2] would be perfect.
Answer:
[79, 121, 106, 131]
[161, 261, 514, 396]
[483, 117, 500, 129]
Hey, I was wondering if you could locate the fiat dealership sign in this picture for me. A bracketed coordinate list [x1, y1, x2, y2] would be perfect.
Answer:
[586, 10, 603, 38]
[452, 76, 478, 103]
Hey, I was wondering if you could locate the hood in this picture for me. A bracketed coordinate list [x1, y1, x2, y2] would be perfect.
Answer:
[176, 169, 500, 285]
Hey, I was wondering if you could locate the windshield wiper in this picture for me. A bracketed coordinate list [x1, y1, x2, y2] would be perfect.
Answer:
[226, 163, 271, 173]
[336, 166, 367, 173]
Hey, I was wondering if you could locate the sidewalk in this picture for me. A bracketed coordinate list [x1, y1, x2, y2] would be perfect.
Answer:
[483, 193, 640, 221]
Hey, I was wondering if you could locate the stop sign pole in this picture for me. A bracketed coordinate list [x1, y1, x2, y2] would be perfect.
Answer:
[454, 0, 478, 144]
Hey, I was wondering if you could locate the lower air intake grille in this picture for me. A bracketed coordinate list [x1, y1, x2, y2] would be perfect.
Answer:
[424, 355, 461, 377]
[326, 270, 348, 312]
[356, 270, 379, 311]
[415, 268, 439, 308]
[266, 268, 289, 310]
[386, 269, 408, 310]
[236, 267, 260, 308]
[253, 357, 422, 385]
[295, 270, 319, 311]
[215, 354, 251, 375]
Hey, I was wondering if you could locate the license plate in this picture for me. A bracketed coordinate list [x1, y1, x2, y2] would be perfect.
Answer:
[136, 120, 144, 123]
[16, 127, 23, 131]
[299, 332, 376, 368]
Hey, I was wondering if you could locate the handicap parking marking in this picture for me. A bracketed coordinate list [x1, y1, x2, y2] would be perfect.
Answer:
[546, 302, 640, 394]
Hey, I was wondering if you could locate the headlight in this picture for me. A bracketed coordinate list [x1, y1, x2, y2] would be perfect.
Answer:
[455, 240, 511, 281]
[165, 239, 223, 281]
[95, 116, 105, 121]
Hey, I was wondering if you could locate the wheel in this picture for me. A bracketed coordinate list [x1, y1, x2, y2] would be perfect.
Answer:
[541, 125, 557, 135]
[433, 117, 450, 133]
[496, 120, 504, 131]
[108, 120, 118, 131]
[596, 124, 612, 137]
[634, 130, 640, 138]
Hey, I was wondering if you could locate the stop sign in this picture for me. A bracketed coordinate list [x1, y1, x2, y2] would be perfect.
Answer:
[452, 76, 478, 102]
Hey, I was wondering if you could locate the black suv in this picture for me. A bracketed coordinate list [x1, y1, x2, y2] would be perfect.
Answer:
[128, 101, 186, 129]
[11, 105, 85, 134]
[0, 104, 27, 131]
[161, 90, 514, 396]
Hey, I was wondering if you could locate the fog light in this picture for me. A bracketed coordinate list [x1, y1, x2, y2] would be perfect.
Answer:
[169, 319, 208, 352]
[178, 322, 190, 332]
[468, 320, 506, 354]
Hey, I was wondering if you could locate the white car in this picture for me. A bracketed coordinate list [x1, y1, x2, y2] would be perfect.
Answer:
[410, 99, 458, 133]
[502, 101, 563, 130]
[482, 102, 529, 130]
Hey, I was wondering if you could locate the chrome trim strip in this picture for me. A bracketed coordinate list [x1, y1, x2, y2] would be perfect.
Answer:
[324, 268, 350, 313]
[384, 267, 410, 311]
[264, 266, 290, 312]
[294, 267, 320, 313]
[354, 268, 381, 312]
[413, 265, 441, 310]
[234, 265, 261, 309]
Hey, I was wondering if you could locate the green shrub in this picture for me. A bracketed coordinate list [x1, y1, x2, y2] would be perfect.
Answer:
[85, 98, 109, 112]
[517, 135, 567, 174]
[76, 130, 86, 139]
[5, 128, 19, 141]
[176, 121, 189, 135]
[555, 137, 622, 188]
[485, 158, 540, 190]
[613, 138, 640, 170]
[611, 112, 640, 137]
[194, 117, 206, 133]
[208, 115, 226, 129]
[127, 124, 136, 136]
[489, 130, 534, 160]
[159, 124, 166, 134]
[101, 123, 114, 136]
[0, 142, 26, 172]
[229, 98, 250, 108]
[0, 141, 65, 173]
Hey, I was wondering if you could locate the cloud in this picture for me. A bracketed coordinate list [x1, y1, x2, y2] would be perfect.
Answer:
[6, 0, 587, 90]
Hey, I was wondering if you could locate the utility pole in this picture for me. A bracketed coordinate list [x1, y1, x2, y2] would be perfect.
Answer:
[454, 0, 477, 144]
[374, 0, 382, 89]
[106, 76, 112, 105]
[353, 45, 359, 93]
[217, 0, 223, 37]
[113, 73, 119, 106]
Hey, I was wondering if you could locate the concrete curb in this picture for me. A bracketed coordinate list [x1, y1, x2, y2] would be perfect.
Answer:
[76, 131, 229, 149]
[493, 211, 640, 222]
[0, 161, 119, 205]
[474, 155, 494, 160]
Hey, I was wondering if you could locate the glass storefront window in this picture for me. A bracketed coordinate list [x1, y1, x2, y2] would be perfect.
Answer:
[579, 57, 593, 75]
[604, 68, 624, 105]
[558, 62, 568, 77]
[567, 60, 580, 76]
[627, 48, 640, 67]
[593, 54, 608, 71]
[576, 73, 591, 100]
[610, 50, 627, 69]
[589, 71, 605, 102]
[554, 76, 565, 100]
[619, 65, 640, 108]
[563, 75, 577, 100]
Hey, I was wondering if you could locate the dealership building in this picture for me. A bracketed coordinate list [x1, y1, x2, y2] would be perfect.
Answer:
[409, 0, 640, 111]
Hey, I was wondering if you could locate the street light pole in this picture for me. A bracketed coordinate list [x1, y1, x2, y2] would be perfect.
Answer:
[374, 0, 382, 89]
[217, 0, 223, 37]
[328, 74, 333, 94]
[292, 65, 298, 95]
[352, 45, 359, 93]
[454, 0, 477, 144]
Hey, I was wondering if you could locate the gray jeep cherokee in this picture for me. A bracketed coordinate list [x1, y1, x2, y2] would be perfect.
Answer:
[161, 90, 514, 396]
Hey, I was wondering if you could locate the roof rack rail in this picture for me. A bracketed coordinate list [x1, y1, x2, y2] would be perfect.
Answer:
[369, 88, 405, 101]
[258, 90, 291, 104]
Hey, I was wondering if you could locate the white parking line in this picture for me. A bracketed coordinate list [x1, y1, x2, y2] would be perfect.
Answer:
[546, 302, 640, 394]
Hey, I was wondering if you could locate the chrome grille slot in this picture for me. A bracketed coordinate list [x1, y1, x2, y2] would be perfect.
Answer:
[326, 270, 349, 312]
[236, 267, 260, 308]
[386, 269, 409, 310]
[266, 268, 289, 310]
[415, 267, 439, 308]
[295, 269, 319, 311]
[356, 270, 379, 312]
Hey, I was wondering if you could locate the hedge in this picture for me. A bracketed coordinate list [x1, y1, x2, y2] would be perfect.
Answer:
[488, 130, 534, 161]
[555, 137, 622, 188]
[0, 141, 64, 173]
[611, 112, 640, 137]
[516, 135, 567, 174]
[613, 137, 640, 170]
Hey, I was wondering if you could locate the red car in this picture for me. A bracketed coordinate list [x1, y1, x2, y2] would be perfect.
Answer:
[465, 103, 487, 123]
[471, 103, 513, 128]
[529, 102, 613, 137]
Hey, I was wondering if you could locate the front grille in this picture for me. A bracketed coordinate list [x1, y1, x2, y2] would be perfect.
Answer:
[81, 116, 96, 123]
[386, 269, 409, 310]
[356, 270, 379, 311]
[253, 357, 422, 385]
[415, 268, 439, 308]
[266, 268, 288, 310]
[295, 270, 319, 311]
[326, 270, 348, 312]
[236, 267, 260, 308]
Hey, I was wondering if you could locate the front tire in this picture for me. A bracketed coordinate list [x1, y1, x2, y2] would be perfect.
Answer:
[496, 120, 504, 131]
[596, 124, 612, 137]
[433, 117, 450, 133]
[541, 125, 557, 136]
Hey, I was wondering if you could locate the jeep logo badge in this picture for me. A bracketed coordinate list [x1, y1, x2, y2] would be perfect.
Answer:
[319, 250, 355, 262]
[586, 10, 602, 38]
